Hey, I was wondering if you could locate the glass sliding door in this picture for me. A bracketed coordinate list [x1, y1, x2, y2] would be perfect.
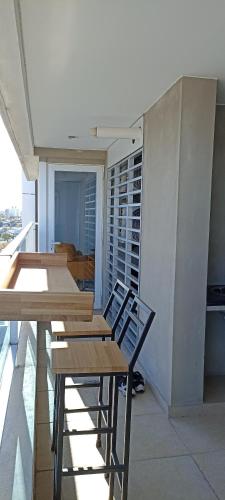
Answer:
[47, 164, 103, 308]
[54, 171, 96, 292]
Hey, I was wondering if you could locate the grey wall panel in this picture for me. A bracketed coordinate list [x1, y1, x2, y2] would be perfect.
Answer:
[172, 77, 217, 405]
[140, 76, 216, 408]
[140, 81, 181, 405]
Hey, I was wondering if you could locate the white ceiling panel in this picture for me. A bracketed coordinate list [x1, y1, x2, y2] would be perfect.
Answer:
[19, 0, 225, 150]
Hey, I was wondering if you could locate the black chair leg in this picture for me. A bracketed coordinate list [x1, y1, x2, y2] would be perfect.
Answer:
[109, 376, 119, 500]
[121, 372, 133, 500]
[105, 375, 113, 478]
[96, 336, 106, 448]
[53, 375, 65, 500]
[52, 374, 59, 452]
[96, 375, 104, 447]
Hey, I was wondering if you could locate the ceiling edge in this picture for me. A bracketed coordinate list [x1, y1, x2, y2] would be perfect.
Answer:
[34, 147, 106, 166]
[14, 0, 34, 146]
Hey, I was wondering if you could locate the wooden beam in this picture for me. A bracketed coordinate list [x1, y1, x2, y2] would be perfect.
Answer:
[34, 147, 106, 166]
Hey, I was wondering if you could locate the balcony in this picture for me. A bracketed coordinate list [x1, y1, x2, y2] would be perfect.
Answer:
[0, 227, 224, 500]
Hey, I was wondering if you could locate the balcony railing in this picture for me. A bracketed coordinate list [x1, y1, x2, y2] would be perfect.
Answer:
[0, 221, 36, 256]
[0, 222, 36, 445]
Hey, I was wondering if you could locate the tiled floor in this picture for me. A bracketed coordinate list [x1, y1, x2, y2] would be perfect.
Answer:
[34, 324, 225, 500]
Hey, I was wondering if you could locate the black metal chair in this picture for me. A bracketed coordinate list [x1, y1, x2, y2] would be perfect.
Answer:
[51, 294, 155, 500]
[51, 279, 131, 341]
[51, 279, 132, 452]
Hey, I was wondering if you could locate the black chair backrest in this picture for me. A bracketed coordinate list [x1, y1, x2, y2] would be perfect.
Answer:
[103, 280, 131, 339]
[117, 294, 155, 370]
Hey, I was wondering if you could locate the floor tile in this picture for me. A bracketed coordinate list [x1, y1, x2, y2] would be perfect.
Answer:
[36, 422, 53, 471]
[35, 469, 110, 500]
[171, 415, 225, 453]
[117, 413, 188, 461]
[35, 470, 53, 500]
[15, 321, 37, 367]
[0, 365, 36, 500]
[35, 470, 77, 500]
[36, 365, 55, 391]
[37, 328, 54, 350]
[117, 383, 163, 417]
[36, 390, 54, 424]
[37, 349, 51, 368]
[36, 386, 98, 425]
[125, 456, 218, 500]
[193, 449, 225, 500]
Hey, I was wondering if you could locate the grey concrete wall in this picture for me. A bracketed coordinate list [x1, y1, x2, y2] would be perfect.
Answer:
[140, 81, 182, 405]
[140, 77, 217, 408]
[206, 106, 225, 375]
[171, 78, 217, 405]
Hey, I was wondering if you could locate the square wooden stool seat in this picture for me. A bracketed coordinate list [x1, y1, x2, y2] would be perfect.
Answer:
[51, 340, 128, 375]
[51, 315, 112, 338]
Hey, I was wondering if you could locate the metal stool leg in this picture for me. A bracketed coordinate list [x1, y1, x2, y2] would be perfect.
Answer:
[109, 376, 119, 500]
[53, 375, 65, 500]
[105, 375, 113, 476]
[121, 372, 133, 500]
[52, 335, 61, 453]
[96, 336, 106, 448]
[52, 374, 59, 452]
[96, 375, 104, 447]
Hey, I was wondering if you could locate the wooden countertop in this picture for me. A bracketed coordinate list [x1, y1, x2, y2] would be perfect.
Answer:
[0, 252, 93, 321]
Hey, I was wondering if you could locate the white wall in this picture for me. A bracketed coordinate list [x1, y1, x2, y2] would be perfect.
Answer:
[38, 162, 48, 251]
[22, 172, 36, 250]
[22, 172, 35, 226]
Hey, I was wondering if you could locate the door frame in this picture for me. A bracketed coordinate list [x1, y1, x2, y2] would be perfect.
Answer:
[48, 163, 104, 309]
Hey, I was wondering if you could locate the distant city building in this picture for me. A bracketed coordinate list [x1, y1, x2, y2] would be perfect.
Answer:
[0, 209, 22, 250]
[4, 206, 20, 217]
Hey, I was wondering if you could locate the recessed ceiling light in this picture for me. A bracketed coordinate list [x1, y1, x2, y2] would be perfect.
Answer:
[68, 135, 78, 139]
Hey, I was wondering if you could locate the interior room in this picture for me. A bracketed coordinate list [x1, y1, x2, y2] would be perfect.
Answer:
[54, 171, 96, 291]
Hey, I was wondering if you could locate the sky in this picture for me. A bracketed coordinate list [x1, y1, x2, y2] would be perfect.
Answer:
[0, 115, 22, 211]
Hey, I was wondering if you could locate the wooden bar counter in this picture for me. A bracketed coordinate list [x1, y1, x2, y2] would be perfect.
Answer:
[0, 252, 93, 321]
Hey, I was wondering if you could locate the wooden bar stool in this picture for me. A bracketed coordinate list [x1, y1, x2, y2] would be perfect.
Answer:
[51, 279, 131, 341]
[51, 280, 131, 452]
[51, 295, 155, 500]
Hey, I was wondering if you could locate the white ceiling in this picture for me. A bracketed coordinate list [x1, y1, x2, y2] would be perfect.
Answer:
[19, 0, 225, 151]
